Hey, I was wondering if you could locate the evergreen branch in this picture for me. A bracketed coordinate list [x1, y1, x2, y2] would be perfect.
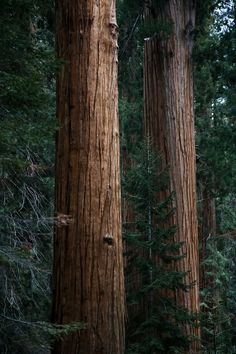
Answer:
[120, 12, 142, 57]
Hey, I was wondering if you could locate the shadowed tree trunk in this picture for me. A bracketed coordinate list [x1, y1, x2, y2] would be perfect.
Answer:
[52, 1, 125, 353]
[199, 182, 217, 347]
[143, 0, 200, 351]
[199, 186, 216, 291]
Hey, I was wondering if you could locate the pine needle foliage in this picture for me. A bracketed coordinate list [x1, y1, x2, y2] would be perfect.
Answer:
[201, 237, 236, 354]
[0, 0, 57, 352]
[123, 139, 196, 354]
[194, 2, 236, 352]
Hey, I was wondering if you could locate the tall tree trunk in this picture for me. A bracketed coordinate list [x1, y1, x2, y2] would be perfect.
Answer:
[52, 1, 125, 353]
[144, 0, 200, 350]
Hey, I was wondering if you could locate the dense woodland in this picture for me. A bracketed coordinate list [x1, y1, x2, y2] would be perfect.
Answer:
[0, 0, 236, 353]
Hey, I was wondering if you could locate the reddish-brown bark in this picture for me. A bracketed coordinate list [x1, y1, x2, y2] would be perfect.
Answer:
[143, 0, 200, 351]
[52, 1, 125, 353]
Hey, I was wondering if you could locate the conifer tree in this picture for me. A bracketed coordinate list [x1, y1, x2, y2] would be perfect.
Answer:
[0, 0, 56, 352]
[194, 1, 236, 351]
[124, 140, 198, 353]
[143, 1, 200, 349]
[52, 1, 125, 353]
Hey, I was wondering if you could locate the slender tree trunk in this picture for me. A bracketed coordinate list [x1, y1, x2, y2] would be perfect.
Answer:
[199, 187, 216, 290]
[52, 1, 125, 353]
[199, 184, 217, 348]
[144, 0, 200, 350]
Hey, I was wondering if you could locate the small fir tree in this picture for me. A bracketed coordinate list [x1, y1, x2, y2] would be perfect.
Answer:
[123, 140, 197, 354]
[201, 237, 236, 354]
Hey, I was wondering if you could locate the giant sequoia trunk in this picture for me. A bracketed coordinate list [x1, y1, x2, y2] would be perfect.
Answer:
[144, 0, 200, 350]
[52, 1, 125, 353]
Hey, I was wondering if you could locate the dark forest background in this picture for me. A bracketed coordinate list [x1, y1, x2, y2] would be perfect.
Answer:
[0, 0, 236, 353]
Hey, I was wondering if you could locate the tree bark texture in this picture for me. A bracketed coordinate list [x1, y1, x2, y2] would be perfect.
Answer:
[52, 1, 125, 353]
[144, 0, 200, 350]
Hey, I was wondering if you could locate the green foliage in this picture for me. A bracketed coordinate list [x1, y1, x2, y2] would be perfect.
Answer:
[0, 315, 85, 353]
[0, 0, 57, 352]
[139, 19, 173, 40]
[201, 238, 236, 353]
[117, 0, 173, 161]
[194, 1, 236, 197]
[0, 0, 235, 353]
[118, 0, 144, 158]
[217, 195, 236, 232]
[195, 2, 236, 352]
[123, 140, 196, 353]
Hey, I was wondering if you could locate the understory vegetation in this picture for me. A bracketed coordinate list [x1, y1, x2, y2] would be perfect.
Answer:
[0, 0, 236, 353]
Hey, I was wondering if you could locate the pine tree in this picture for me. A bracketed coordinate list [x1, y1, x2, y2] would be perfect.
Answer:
[194, 1, 236, 351]
[124, 140, 197, 354]
[201, 238, 236, 353]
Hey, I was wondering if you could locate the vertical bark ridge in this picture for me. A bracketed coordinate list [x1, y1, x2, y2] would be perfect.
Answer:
[144, 0, 200, 351]
[52, 1, 125, 353]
